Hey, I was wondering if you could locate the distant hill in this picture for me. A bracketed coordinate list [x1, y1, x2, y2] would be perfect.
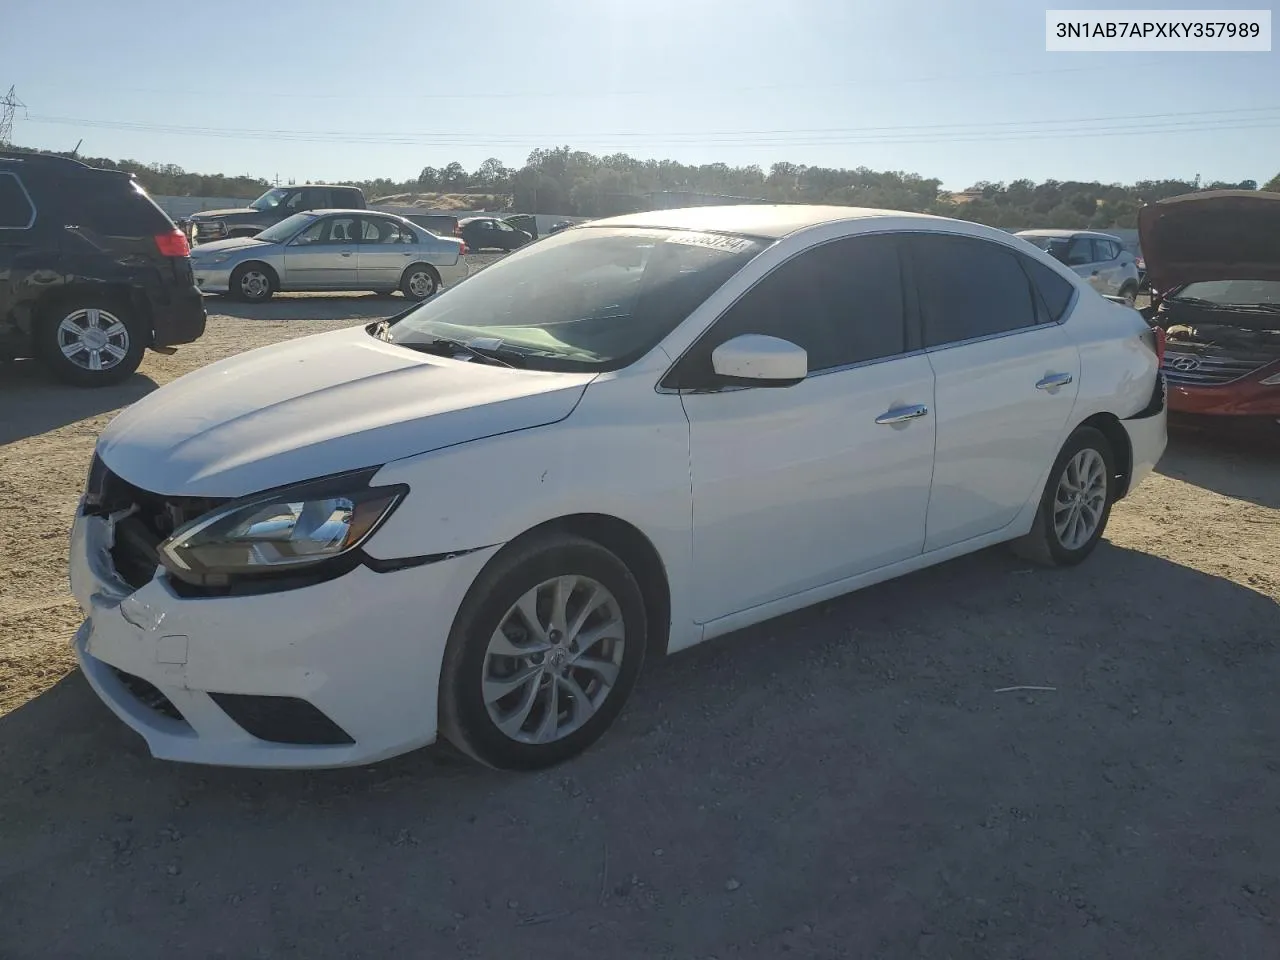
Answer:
[8, 142, 1276, 228]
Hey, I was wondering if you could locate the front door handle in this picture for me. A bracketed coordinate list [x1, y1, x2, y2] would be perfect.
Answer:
[341, 252, 353, 258]
[1036, 373, 1074, 390]
[875, 403, 929, 425]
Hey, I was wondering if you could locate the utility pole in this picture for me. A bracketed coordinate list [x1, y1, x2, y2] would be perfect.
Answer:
[0, 86, 26, 146]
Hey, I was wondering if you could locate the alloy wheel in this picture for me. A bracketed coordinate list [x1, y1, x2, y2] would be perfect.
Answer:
[482, 575, 626, 744]
[1053, 447, 1107, 550]
[56, 308, 130, 372]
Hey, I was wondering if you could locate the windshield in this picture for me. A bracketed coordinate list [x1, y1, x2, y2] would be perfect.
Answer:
[256, 213, 318, 243]
[385, 227, 767, 371]
[1171, 280, 1280, 306]
[249, 187, 291, 212]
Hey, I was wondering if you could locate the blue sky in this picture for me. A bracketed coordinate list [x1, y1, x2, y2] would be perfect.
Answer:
[2, 0, 1277, 189]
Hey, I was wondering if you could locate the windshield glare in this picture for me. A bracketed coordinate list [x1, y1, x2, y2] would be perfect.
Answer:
[386, 227, 767, 370]
[250, 187, 291, 212]
[1173, 280, 1280, 306]
[256, 213, 317, 244]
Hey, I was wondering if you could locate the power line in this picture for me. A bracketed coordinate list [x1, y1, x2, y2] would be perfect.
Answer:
[23, 108, 1280, 150]
[21, 59, 1176, 102]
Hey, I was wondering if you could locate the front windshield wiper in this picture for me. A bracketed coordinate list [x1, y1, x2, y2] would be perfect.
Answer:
[397, 336, 519, 368]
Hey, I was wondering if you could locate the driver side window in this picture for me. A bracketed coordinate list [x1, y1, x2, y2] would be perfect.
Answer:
[666, 234, 908, 388]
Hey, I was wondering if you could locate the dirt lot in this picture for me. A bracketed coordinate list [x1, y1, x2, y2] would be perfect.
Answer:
[1, 297, 1278, 959]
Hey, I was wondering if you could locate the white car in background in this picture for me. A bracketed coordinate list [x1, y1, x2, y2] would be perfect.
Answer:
[1016, 229, 1142, 304]
[189, 209, 469, 303]
[70, 205, 1167, 771]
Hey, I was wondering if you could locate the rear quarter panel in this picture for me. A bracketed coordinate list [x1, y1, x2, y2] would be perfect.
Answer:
[1064, 295, 1160, 421]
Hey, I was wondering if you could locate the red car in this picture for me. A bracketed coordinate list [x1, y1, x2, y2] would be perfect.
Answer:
[1139, 190, 1280, 433]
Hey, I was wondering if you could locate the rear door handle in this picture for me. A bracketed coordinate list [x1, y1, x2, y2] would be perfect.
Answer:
[1036, 373, 1073, 390]
[341, 252, 353, 258]
[875, 403, 929, 425]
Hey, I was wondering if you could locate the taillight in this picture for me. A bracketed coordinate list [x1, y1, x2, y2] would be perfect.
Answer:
[154, 229, 190, 257]
[459, 241, 469, 256]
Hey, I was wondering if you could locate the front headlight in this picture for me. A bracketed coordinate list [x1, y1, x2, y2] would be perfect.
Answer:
[158, 469, 406, 585]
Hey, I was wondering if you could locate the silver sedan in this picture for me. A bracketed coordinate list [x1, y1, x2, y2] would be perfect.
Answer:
[189, 209, 470, 303]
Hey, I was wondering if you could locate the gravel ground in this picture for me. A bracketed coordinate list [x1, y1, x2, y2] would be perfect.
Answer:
[1, 298, 1278, 959]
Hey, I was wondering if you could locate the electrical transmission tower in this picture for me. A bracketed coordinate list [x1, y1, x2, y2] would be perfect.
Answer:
[1, 87, 25, 145]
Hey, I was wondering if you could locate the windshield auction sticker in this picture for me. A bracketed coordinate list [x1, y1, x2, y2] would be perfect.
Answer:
[664, 232, 759, 255]
[1046, 10, 1271, 51]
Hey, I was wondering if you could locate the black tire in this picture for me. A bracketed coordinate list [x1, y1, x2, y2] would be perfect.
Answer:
[229, 262, 275, 303]
[1119, 282, 1138, 306]
[439, 533, 648, 770]
[400, 264, 440, 301]
[1012, 426, 1116, 567]
[35, 297, 146, 388]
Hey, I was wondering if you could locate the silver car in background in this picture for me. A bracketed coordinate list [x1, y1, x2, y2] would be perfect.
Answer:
[1015, 229, 1141, 305]
[189, 210, 470, 303]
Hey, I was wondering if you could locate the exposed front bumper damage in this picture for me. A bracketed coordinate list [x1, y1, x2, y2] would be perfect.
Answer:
[70, 509, 499, 769]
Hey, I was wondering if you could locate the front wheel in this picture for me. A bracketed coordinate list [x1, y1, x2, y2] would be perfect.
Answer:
[1012, 426, 1116, 567]
[37, 300, 146, 387]
[439, 534, 648, 770]
[230, 263, 275, 303]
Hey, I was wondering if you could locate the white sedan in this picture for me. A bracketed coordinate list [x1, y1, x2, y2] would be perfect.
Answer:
[69, 205, 1167, 770]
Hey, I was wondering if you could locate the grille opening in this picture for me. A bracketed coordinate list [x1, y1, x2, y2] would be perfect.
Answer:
[209, 693, 355, 746]
[82, 457, 227, 591]
[109, 667, 187, 724]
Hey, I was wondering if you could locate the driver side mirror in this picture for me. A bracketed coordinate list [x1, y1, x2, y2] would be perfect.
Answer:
[711, 334, 807, 386]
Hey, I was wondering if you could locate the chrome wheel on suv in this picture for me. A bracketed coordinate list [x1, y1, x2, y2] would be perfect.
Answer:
[37, 299, 146, 387]
[57, 308, 131, 374]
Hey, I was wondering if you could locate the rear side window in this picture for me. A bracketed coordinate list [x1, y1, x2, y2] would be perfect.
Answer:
[0, 172, 35, 229]
[1021, 256, 1076, 322]
[912, 234, 1037, 347]
[76, 178, 174, 236]
[333, 188, 362, 207]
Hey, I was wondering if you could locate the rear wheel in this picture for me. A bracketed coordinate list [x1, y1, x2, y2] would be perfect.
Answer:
[230, 263, 275, 303]
[36, 299, 146, 387]
[400, 264, 440, 300]
[439, 534, 647, 770]
[1119, 282, 1138, 307]
[1012, 426, 1115, 567]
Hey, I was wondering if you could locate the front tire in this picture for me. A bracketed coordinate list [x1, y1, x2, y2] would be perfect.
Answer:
[230, 263, 275, 303]
[439, 534, 648, 770]
[36, 298, 146, 387]
[1012, 426, 1116, 567]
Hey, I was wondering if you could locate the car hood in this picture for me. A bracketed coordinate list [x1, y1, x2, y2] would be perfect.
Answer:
[189, 207, 258, 220]
[1138, 190, 1280, 292]
[189, 236, 270, 256]
[97, 326, 596, 497]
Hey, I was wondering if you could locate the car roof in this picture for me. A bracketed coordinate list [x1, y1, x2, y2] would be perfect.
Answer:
[1016, 229, 1122, 241]
[586, 204, 944, 240]
[306, 208, 397, 217]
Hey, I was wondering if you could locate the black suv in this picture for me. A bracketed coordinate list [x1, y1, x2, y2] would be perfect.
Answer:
[0, 152, 205, 386]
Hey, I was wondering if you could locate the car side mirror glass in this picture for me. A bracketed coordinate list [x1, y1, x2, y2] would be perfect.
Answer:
[710, 334, 807, 386]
